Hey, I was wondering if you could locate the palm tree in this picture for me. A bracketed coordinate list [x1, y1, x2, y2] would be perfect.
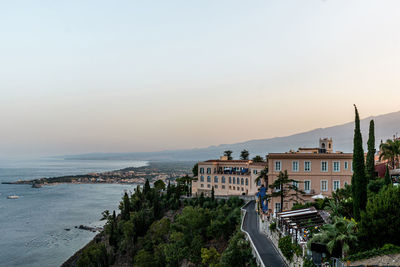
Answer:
[310, 217, 357, 258]
[223, 150, 233, 160]
[255, 167, 268, 187]
[240, 149, 249, 160]
[379, 139, 400, 168]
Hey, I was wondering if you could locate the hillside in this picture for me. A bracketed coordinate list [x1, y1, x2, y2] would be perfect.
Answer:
[65, 111, 400, 161]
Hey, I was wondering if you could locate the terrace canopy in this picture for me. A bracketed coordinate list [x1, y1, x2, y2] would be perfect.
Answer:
[276, 207, 327, 242]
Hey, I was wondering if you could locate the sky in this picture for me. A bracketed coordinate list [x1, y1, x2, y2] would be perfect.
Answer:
[1, 0, 400, 156]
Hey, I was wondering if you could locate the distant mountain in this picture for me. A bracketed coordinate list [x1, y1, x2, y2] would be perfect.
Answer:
[65, 111, 400, 161]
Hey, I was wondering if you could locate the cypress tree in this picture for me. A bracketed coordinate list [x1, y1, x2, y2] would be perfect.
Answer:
[167, 181, 171, 200]
[365, 120, 376, 182]
[352, 105, 367, 221]
[211, 186, 215, 202]
[144, 179, 151, 195]
[384, 164, 392, 185]
[122, 192, 130, 220]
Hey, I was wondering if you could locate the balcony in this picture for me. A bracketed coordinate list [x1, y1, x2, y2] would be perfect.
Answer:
[216, 170, 250, 175]
[303, 189, 315, 195]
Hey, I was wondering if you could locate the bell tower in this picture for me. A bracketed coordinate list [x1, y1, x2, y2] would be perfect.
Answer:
[319, 138, 333, 153]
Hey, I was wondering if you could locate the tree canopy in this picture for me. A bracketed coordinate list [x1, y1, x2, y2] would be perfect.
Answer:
[223, 150, 233, 160]
[240, 149, 249, 160]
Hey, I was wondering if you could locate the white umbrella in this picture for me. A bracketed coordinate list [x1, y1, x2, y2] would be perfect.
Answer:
[311, 193, 326, 199]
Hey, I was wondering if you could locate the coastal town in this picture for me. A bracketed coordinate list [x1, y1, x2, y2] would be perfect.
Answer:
[2, 161, 194, 187]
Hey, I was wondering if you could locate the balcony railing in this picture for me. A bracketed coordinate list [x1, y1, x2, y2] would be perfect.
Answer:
[215, 171, 250, 175]
[303, 189, 315, 195]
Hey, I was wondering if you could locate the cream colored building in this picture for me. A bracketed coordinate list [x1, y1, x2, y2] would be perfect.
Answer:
[192, 156, 267, 197]
[267, 138, 353, 215]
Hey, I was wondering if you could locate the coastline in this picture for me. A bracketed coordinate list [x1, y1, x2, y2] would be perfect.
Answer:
[1, 161, 194, 187]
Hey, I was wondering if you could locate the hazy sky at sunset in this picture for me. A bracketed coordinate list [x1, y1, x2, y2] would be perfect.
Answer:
[1, 0, 399, 156]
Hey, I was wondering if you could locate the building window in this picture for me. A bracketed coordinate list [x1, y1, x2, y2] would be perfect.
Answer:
[304, 161, 311, 172]
[253, 170, 258, 174]
[241, 187, 244, 191]
[304, 180, 310, 192]
[232, 177, 235, 184]
[229, 177, 232, 184]
[245, 178, 248, 185]
[321, 180, 328, 191]
[237, 177, 240, 184]
[214, 176, 218, 183]
[241, 178, 244, 185]
[292, 161, 299, 172]
[333, 180, 340, 191]
[207, 176, 211, 182]
[201, 184, 204, 188]
[292, 181, 298, 189]
[222, 176, 225, 183]
[344, 161, 349, 170]
[207, 168, 211, 174]
[207, 184, 210, 188]
[333, 161, 340, 172]
[233, 186, 235, 190]
[321, 161, 328, 172]
[275, 203, 281, 213]
[222, 185, 225, 189]
[200, 168, 204, 174]
[200, 176, 204, 182]
[237, 187, 240, 191]
[257, 179, 261, 186]
[215, 185, 218, 189]
[275, 161, 282, 171]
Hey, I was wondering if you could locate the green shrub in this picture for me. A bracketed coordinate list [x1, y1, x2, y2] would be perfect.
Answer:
[345, 244, 400, 262]
[303, 257, 315, 267]
[269, 222, 276, 231]
[278, 236, 294, 262]
[359, 185, 400, 249]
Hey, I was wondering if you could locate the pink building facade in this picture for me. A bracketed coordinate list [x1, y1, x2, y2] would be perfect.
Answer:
[192, 157, 267, 197]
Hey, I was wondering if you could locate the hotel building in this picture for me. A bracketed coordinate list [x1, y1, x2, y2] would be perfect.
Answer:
[267, 138, 353, 215]
[192, 156, 267, 197]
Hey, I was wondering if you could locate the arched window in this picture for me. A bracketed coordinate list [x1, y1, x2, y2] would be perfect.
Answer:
[245, 178, 248, 185]
[222, 176, 225, 183]
[207, 176, 211, 182]
[241, 178, 244, 185]
[233, 177, 236, 184]
[321, 143, 326, 149]
[237, 177, 240, 184]
[229, 177, 231, 184]
[200, 176, 204, 182]
[214, 176, 218, 183]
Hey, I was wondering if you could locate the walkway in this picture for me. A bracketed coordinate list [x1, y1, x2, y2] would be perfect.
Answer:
[242, 201, 286, 267]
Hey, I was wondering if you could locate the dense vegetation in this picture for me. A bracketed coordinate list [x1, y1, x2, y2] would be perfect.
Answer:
[306, 108, 400, 263]
[74, 179, 256, 267]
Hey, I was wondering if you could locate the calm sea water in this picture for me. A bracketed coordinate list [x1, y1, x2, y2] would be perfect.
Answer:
[0, 157, 146, 267]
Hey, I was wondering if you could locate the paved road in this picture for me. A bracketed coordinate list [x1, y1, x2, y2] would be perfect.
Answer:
[243, 201, 286, 267]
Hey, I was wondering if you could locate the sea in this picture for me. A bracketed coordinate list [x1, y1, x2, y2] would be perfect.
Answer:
[0, 157, 147, 267]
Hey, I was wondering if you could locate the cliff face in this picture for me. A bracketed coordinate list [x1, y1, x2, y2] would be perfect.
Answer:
[65, 111, 400, 161]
